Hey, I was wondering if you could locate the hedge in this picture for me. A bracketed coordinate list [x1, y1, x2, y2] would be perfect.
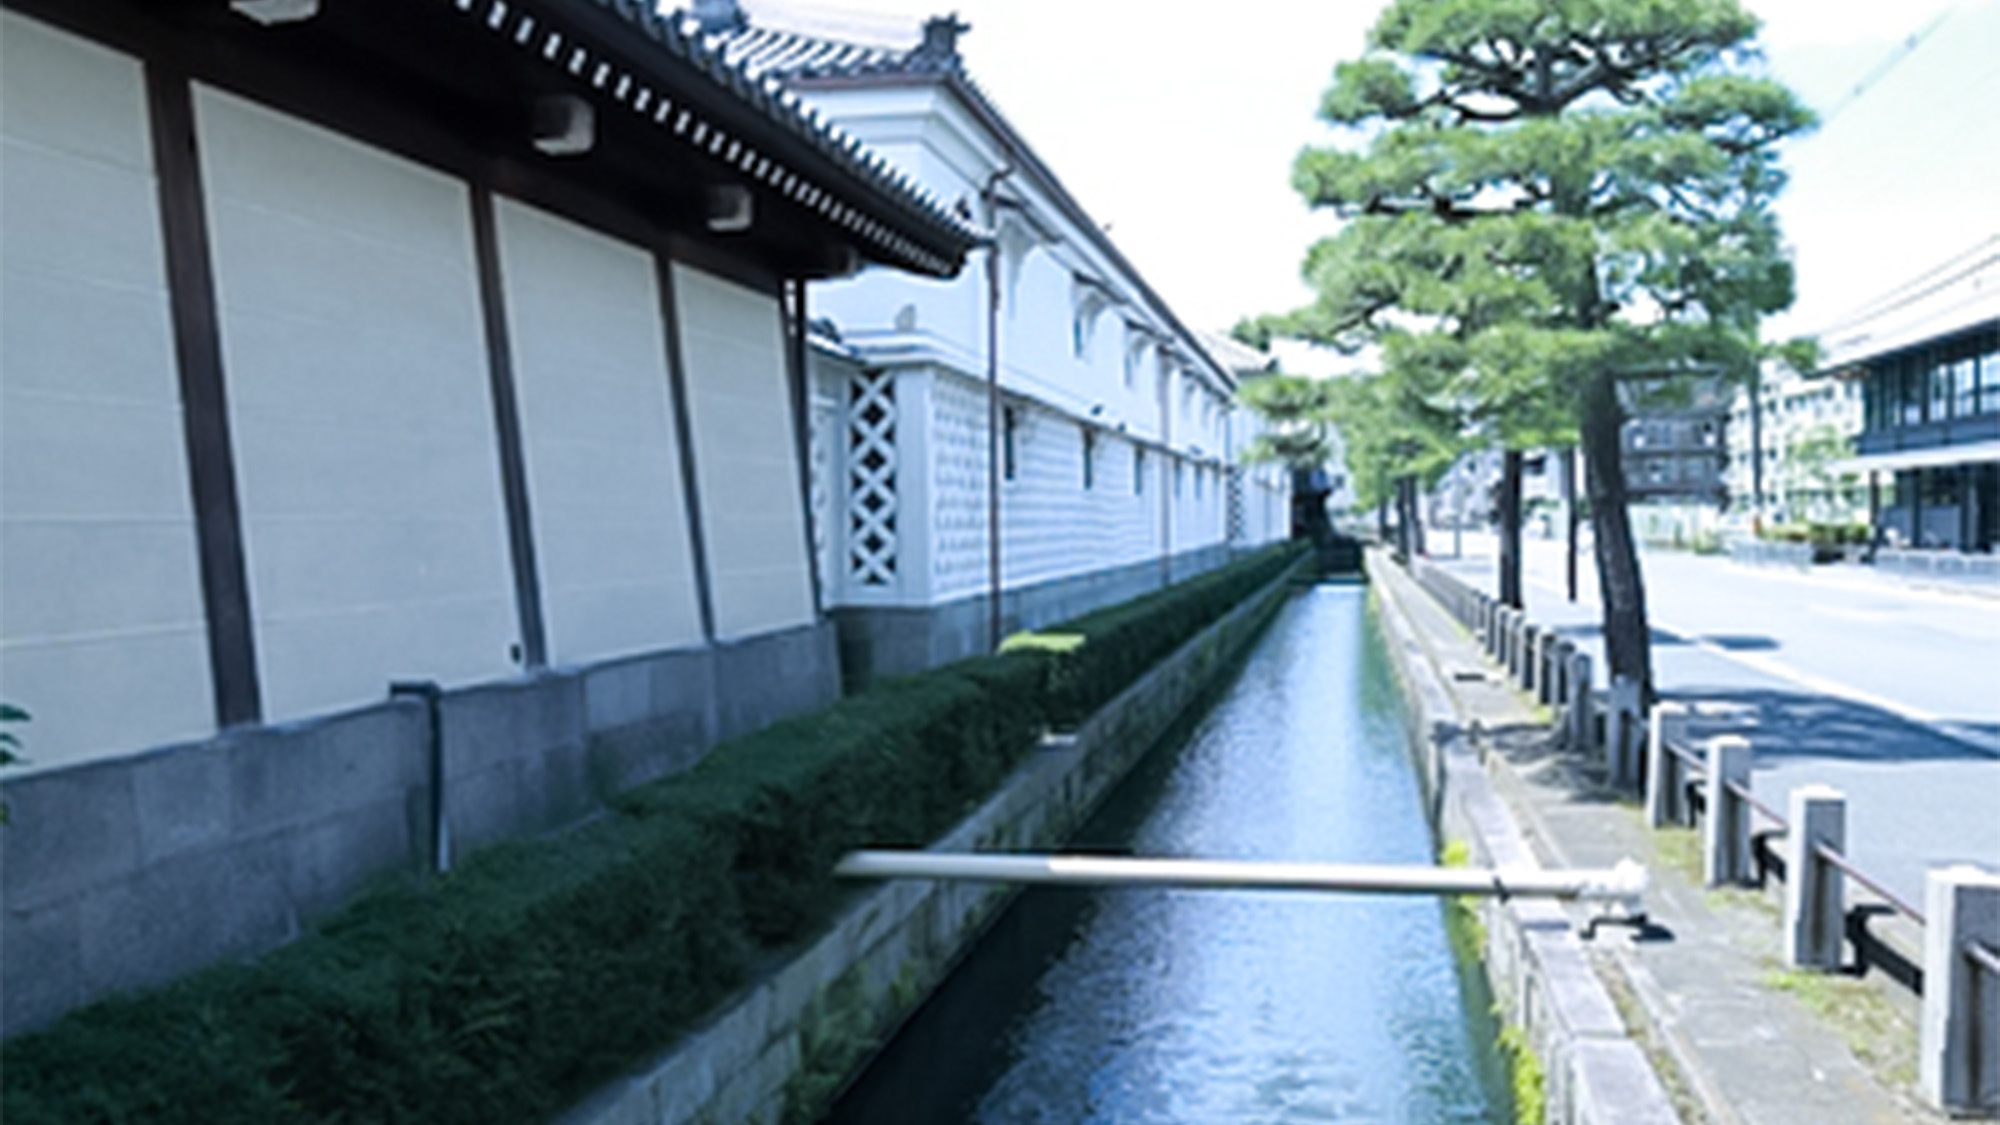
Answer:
[1, 543, 1304, 1124]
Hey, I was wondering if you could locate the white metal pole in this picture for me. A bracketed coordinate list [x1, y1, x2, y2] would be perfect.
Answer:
[837, 850, 1647, 907]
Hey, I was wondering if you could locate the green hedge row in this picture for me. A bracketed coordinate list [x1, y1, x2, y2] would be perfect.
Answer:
[2, 544, 1303, 1125]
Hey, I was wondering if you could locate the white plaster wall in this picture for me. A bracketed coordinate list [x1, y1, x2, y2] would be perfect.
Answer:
[672, 265, 815, 641]
[493, 198, 702, 664]
[0, 14, 215, 768]
[197, 86, 518, 722]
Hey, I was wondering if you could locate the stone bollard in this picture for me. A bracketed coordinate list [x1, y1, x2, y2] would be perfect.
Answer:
[1702, 735, 1753, 886]
[1513, 622, 1534, 689]
[1783, 785, 1847, 970]
[1535, 632, 1558, 706]
[1512, 608, 1528, 680]
[1480, 597, 1495, 655]
[1645, 701, 1688, 828]
[1566, 650, 1593, 752]
[1920, 865, 2000, 1114]
[1606, 675, 1643, 791]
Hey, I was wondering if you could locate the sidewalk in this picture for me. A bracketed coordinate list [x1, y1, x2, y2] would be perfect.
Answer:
[1371, 553, 1942, 1124]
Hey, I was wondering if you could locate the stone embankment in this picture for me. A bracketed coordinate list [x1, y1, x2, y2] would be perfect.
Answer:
[1370, 548, 1681, 1125]
[565, 558, 1302, 1125]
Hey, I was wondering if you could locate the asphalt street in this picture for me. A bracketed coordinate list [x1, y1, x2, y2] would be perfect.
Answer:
[1428, 530, 2000, 908]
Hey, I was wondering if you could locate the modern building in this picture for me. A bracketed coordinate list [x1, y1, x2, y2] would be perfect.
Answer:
[1823, 237, 2000, 553]
[0, 0, 977, 1033]
[1723, 361, 1865, 526]
[690, 3, 1291, 679]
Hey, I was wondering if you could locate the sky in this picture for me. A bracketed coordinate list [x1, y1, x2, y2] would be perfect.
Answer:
[739, 0, 2000, 364]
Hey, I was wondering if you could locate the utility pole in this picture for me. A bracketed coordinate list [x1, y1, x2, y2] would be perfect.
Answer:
[982, 167, 1013, 652]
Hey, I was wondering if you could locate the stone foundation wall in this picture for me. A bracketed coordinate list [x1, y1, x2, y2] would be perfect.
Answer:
[1, 621, 839, 1036]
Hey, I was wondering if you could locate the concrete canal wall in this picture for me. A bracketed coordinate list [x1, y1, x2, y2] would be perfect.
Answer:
[562, 558, 1304, 1125]
[1369, 549, 1680, 1125]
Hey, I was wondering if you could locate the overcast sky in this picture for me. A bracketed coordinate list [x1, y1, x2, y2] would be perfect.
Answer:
[740, 0, 2000, 360]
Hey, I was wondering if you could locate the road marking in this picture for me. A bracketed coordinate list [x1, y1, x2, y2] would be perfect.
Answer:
[1515, 573, 1949, 725]
[1647, 617, 1944, 725]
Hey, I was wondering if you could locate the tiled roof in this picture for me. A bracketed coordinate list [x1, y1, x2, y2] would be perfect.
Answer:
[682, 4, 1238, 394]
[450, 0, 981, 276]
[677, 5, 962, 81]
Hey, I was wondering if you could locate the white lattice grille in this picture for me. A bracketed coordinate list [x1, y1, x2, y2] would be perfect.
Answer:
[931, 374, 990, 599]
[808, 382, 837, 596]
[846, 369, 898, 586]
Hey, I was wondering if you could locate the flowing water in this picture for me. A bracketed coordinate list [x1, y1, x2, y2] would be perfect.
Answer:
[825, 584, 1507, 1123]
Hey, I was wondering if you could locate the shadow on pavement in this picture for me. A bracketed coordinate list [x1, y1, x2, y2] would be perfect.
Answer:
[1474, 721, 1627, 806]
[1667, 688, 2000, 764]
[1695, 634, 1780, 652]
[1544, 623, 1689, 646]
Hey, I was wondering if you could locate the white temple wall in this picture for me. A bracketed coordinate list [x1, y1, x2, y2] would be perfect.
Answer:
[197, 85, 519, 725]
[672, 264, 816, 641]
[493, 198, 704, 664]
[0, 13, 215, 768]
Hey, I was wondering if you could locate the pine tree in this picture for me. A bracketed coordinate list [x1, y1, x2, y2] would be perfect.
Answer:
[1268, 0, 1812, 698]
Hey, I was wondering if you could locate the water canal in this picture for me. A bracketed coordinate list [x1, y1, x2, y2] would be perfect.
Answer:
[824, 584, 1509, 1123]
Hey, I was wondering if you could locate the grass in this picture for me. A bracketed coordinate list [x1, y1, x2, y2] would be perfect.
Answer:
[1763, 966, 1920, 1091]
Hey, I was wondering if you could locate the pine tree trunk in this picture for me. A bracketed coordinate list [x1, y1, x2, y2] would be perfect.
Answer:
[1498, 449, 1524, 609]
[1579, 371, 1654, 700]
[1410, 477, 1427, 557]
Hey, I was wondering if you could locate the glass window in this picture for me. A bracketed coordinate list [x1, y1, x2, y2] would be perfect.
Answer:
[1980, 346, 2000, 415]
[1902, 361, 1925, 426]
[1134, 448, 1146, 495]
[1930, 357, 1953, 422]
[1954, 357, 1979, 419]
[1923, 466, 1961, 506]
[1082, 427, 1095, 490]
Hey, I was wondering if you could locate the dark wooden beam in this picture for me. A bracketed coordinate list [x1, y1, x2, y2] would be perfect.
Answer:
[145, 62, 262, 728]
[469, 186, 549, 669]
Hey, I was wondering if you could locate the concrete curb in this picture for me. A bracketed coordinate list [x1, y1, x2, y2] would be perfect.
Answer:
[1370, 549, 1680, 1125]
[561, 558, 1305, 1125]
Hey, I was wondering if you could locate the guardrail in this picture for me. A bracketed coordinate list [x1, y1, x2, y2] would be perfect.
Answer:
[1645, 704, 2000, 1115]
[1408, 557, 1630, 771]
[1403, 554, 1999, 1115]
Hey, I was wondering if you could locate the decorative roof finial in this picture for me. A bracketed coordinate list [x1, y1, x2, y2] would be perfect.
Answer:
[690, 0, 745, 34]
[908, 13, 969, 72]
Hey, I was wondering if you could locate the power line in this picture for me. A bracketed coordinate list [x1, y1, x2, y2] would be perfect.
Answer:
[1817, 5, 1960, 127]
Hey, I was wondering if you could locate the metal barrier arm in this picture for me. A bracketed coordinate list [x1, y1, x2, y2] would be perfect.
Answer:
[837, 850, 1649, 922]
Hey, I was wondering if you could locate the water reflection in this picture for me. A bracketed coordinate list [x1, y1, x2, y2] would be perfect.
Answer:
[827, 586, 1503, 1124]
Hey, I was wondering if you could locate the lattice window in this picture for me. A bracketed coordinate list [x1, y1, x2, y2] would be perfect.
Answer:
[809, 389, 837, 592]
[847, 370, 898, 586]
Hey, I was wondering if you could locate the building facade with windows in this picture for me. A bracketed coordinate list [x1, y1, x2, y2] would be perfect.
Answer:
[1823, 238, 2000, 552]
[0, 0, 976, 1033]
[1723, 362, 1865, 526]
[692, 4, 1290, 678]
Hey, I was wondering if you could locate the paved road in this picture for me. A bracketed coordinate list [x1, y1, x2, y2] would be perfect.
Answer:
[1429, 531, 2000, 908]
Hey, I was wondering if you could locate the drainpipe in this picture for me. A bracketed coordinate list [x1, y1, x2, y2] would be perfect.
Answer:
[981, 167, 1013, 652]
[390, 680, 448, 874]
[1160, 366, 1173, 588]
